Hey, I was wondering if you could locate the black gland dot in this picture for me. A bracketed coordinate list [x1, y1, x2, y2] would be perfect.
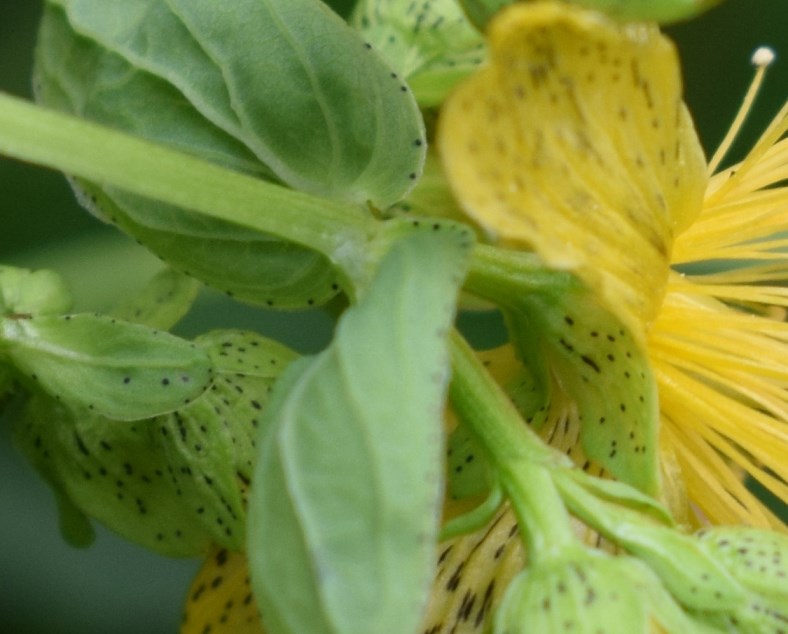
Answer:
[161, 378, 170, 386]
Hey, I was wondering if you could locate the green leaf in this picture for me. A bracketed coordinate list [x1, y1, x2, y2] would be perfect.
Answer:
[0, 265, 73, 317]
[35, 5, 342, 309]
[13, 329, 297, 556]
[110, 268, 200, 331]
[0, 313, 213, 421]
[513, 282, 660, 494]
[248, 224, 472, 634]
[47, 0, 426, 207]
[351, 0, 487, 106]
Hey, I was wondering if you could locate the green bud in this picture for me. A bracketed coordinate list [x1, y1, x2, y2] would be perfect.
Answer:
[494, 548, 714, 633]
[0, 265, 73, 317]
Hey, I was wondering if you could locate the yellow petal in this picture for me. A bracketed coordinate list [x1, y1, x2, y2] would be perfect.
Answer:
[181, 548, 264, 634]
[438, 1, 706, 331]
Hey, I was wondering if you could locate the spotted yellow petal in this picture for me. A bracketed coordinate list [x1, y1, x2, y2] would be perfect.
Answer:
[181, 548, 264, 634]
[439, 1, 707, 332]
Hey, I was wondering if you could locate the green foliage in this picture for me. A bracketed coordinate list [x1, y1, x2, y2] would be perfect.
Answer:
[248, 226, 472, 634]
[351, 0, 487, 106]
[1, 313, 213, 420]
[13, 329, 297, 556]
[0, 1, 783, 633]
[44, 0, 426, 207]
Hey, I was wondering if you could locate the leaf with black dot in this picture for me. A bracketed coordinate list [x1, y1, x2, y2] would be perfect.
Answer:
[1, 313, 213, 421]
[0, 265, 73, 317]
[351, 0, 487, 106]
[510, 282, 660, 494]
[439, 1, 707, 335]
[248, 226, 472, 634]
[111, 267, 201, 331]
[181, 548, 264, 634]
[12, 330, 298, 556]
[45, 0, 425, 207]
[33, 6, 344, 310]
[14, 395, 221, 555]
[70, 179, 342, 310]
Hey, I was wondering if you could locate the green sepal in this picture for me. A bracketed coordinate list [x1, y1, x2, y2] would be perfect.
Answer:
[447, 422, 494, 500]
[1, 313, 213, 421]
[111, 267, 201, 331]
[351, 0, 487, 107]
[248, 226, 472, 634]
[557, 474, 747, 613]
[557, 468, 673, 526]
[0, 265, 73, 317]
[512, 280, 659, 494]
[695, 526, 788, 601]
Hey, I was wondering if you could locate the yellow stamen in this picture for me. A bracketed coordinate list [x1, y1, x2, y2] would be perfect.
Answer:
[706, 46, 776, 175]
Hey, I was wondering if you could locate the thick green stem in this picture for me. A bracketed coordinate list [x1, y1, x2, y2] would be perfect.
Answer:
[449, 331, 575, 562]
[465, 243, 577, 306]
[0, 93, 377, 287]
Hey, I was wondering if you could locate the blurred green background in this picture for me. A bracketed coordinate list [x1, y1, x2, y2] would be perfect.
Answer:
[0, 1, 786, 632]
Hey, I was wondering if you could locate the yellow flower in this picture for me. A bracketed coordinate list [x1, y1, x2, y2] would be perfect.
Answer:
[438, 1, 787, 531]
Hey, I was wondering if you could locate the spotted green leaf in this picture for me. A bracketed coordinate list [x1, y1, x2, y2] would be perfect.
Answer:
[460, 0, 724, 29]
[248, 225, 472, 634]
[111, 268, 201, 331]
[0, 313, 213, 421]
[351, 0, 487, 106]
[0, 265, 73, 317]
[510, 281, 660, 494]
[34, 5, 340, 309]
[13, 329, 297, 556]
[45, 0, 426, 207]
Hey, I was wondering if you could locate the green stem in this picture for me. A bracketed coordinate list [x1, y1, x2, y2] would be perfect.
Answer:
[0, 93, 377, 287]
[465, 243, 577, 306]
[449, 331, 575, 562]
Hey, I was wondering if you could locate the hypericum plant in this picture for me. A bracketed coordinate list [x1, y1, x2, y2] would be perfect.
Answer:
[0, 1, 786, 633]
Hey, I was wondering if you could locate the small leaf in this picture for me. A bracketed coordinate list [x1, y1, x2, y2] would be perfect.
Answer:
[351, 0, 487, 106]
[248, 226, 472, 634]
[0, 265, 73, 317]
[1, 313, 213, 421]
[111, 267, 201, 331]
